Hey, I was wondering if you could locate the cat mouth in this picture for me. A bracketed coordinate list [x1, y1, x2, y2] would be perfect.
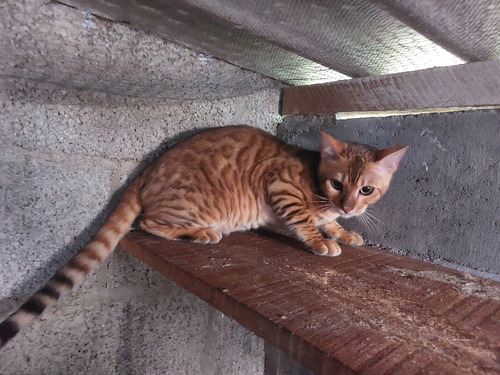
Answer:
[335, 207, 350, 217]
[339, 210, 353, 218]
[337, 208, 363, 218]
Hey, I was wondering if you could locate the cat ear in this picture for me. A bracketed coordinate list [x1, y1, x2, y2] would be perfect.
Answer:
[320, 132, 347, 160]
[375, 145, 409, 174]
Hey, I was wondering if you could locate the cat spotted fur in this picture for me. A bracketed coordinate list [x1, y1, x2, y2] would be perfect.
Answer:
[0, 125, 407, 348]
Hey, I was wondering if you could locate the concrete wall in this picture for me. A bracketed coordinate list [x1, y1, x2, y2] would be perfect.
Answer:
[0, 1, 285, 372]
[2, 0, 497, 373]
[279, 110, 500, 279]
[0, 0, 281, 100]
[0, 75, 279, 373]
[0, 76, 279, 373]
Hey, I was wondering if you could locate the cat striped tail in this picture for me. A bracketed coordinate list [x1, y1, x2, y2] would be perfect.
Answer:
[0, 178, 143, 349]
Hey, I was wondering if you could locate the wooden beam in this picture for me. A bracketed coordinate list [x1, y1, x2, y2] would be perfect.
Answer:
[119, 230, 500, 375]
[281, 60, 500, 115]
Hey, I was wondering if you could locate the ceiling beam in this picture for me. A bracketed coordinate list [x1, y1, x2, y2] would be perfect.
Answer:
[281, 60, 500, 115]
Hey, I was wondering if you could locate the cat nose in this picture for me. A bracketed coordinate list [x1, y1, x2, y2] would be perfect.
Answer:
[340, 197, 356, 213]
[342, 204, 355, 213]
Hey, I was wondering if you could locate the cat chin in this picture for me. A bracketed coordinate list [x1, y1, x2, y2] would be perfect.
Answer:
[338, 209, 364, 218]
[336, 209, 351, 218]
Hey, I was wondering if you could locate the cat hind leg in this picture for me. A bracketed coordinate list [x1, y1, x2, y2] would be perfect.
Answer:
[140, 219, 223, 244]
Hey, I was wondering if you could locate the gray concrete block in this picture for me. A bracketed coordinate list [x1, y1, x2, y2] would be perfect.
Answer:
[203, 309, 265, 374]
[279, 110, 500, 276]
[0, 251, 265, 374]
[0, 0, 281, 100]
[1, 78, 280, 161]
[0, 0, 279, 366]
[1, 74, 277, 372]
[0, 147, 115, 309]
[264, 342, 315, 375]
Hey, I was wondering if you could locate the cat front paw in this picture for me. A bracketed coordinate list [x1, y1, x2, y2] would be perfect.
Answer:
[308, 238, 341, 257]
[337, 231, 364, 246]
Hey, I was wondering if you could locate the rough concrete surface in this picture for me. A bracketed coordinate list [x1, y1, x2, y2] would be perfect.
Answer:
[1, 78, 280, 162]
[264, 343, 315, 375]
[279, 110, 500, 277]
[0, 1, 282, 371]
[0, 76, 278, 373]
[0, 0, 282, 100]
[0, 251, 264, 374]
[3, 0, 497, 372]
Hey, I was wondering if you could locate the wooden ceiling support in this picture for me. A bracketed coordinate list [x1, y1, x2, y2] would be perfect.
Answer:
[281, 60, 500, 115]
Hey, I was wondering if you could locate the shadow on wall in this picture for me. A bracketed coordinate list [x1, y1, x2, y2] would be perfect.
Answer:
[0, 125, 213, 316]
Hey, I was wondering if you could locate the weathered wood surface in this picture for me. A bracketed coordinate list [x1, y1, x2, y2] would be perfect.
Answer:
[119, 230, 500, 374]
[281, 60, 500, 115]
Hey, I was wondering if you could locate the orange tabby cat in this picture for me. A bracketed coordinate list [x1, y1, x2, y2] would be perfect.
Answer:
[0, 125, 407, 348]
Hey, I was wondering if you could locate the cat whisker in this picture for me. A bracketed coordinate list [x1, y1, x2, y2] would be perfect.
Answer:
[358, 214, 371, 232]
[367, 215, 381, 233]
[307, 194, 332, 207]
[316, 203, 339, 216]
[312, 193, 329, 201]
[317, 204, 333, 212]
[358, 211, 382, 234]
[363, 210, 384, 224]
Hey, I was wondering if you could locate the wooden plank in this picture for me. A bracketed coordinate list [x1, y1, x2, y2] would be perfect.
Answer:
[281, 60, 500, 115]
[118, 230, 500, 375]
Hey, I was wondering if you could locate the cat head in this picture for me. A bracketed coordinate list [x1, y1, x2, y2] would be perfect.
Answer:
[318, 132, 408, 218]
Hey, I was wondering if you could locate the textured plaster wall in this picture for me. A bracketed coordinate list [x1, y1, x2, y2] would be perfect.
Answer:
[279, 111, 500, 278]
[0, 0, 284, 372]
[0, 0, 281, 100]
[0, 76, 279, 373]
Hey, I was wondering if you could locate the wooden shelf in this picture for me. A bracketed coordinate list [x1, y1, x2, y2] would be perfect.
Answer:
[118, 230, 500, 374]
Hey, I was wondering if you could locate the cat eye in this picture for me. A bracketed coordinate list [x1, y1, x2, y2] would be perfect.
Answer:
[360, 186, 374, 195]
[330, 179, 343, 191]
